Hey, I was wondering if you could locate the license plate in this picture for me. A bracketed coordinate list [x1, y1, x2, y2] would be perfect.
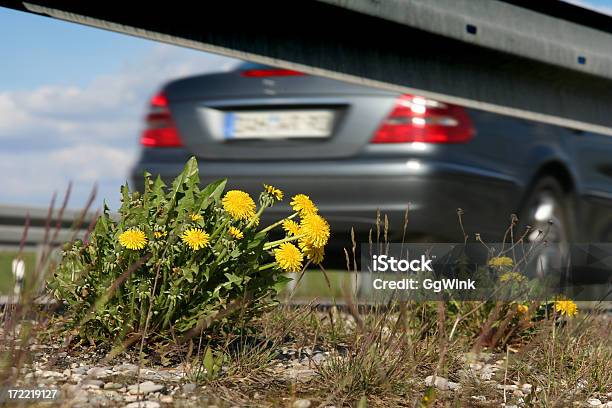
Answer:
[224, 110, 334, 139]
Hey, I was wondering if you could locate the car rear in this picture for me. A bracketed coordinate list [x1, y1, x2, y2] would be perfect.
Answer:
[132, 64, 521, 248]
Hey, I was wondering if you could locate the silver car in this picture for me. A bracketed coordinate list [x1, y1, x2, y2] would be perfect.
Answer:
[133, 63, 612, 255]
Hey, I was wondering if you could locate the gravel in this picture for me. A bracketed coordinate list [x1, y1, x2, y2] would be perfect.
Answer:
[5, 338, 611, 407]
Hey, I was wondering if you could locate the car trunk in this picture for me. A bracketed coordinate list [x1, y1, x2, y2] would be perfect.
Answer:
[164, 71, 398, 160]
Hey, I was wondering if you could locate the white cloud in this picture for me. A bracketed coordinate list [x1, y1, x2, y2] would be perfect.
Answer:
[0, 144, 130, 200]
[0, 44, 240, 209]
[47, 144, 133, 181]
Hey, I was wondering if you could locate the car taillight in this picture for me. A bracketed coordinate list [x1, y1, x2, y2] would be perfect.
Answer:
[139, 91, 183, 147]
[240, 68, 305, 77]
[371, 94, 474, 144]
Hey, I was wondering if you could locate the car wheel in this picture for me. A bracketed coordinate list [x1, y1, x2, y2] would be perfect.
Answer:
[518, 176, 573, 280]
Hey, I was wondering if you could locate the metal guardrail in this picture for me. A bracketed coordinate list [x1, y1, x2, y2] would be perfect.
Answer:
[0, 201, 104, 307]
[0, 204, 100, 302]
[0, 204, 98, 250]
[3, 0, 612, 135]
[1, 205, 609, 311]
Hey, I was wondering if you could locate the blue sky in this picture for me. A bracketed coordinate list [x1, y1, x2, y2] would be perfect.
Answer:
[0, 2, 611, 211]
[0, 9, 150, 90]
[0, 7, 238, 210]
[564, 0, 612, 14]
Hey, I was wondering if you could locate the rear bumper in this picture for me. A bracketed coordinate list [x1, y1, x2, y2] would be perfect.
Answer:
[131, 152, 521, 245]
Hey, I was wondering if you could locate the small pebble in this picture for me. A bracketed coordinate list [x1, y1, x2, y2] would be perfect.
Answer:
[87, 366, 111, 379]
[448, 381, 461, 391]
[128, 381, 164, 395]
[424, 375, 449, 391]
[293, 399, 312, 408]
[103, 382, 122, 390]
[496, 384, 519, 391]
[124, 401, 160, 408]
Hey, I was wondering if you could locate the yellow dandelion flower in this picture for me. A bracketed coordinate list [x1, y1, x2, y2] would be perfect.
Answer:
[274, 242, 303, 272]
[153, 231, 167, 239]
[303, 244, 325, 265]
[119, 228, 147, 250]
[222, 190, 256, 221]
[489, 256, 514, 268]
[516, 304, 529, 315]
[191, 213, 203, 222]
[282, 219, 301, 236]
[290, 194, 318, 215]
[499, 272, 525, 282]
[263, 184, 283, 201]
[181, 228, 210, 250]
[228, 226, 244, 240]
[555, 299, 578, 318]
[300, 213, 330, 248]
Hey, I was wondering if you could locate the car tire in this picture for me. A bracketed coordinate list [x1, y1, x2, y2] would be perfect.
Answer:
[518, 176, 573, 280]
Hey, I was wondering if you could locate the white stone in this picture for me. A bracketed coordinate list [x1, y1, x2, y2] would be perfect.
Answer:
[293, 399, 312, 408]
[480, 370, 494, 380]
[70, 374, 84, 383]
[87, 367, 112, 379]
[128, 381, 164, 395]
[124, 402, 160, 408]
[424, 375, 449, 391]
[104, 382, 122, 390]
[72, 366, 90, 375]
[587, 399, 602, 407]
[496, 384, 519, 391]
[41, 370, 63, 378]
[448, 381, 461, 391]
[81, 379, 103, 390]
[115, 363, 139, 375]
